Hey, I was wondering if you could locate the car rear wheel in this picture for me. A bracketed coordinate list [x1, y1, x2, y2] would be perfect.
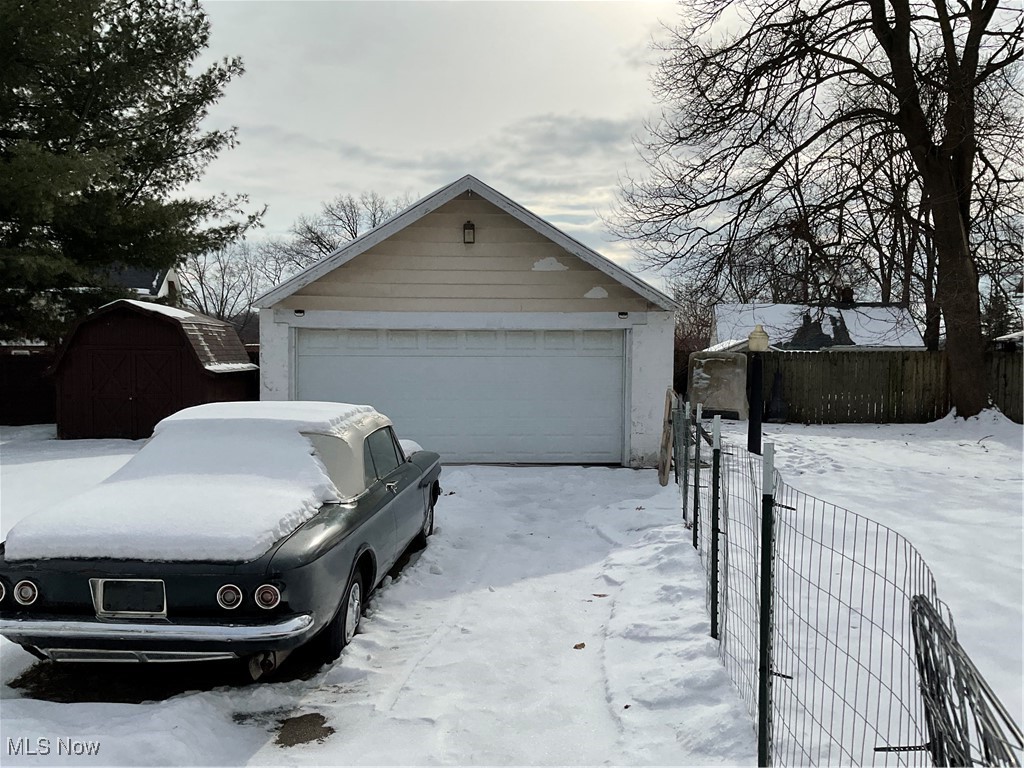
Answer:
[322, 570, 364, 662]
[412, 498, 434, 550]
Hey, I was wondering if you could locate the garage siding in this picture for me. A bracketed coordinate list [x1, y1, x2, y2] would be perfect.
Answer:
[296, 329, 625, 464]
[278, 194, 652, 314]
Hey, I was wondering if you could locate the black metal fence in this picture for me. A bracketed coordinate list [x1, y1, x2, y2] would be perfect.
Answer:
[674, 402, 1024, 766]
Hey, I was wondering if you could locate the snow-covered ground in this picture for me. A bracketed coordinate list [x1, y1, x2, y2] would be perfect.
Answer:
[720, 411, 1023, 726]
[0, 413, 1020, 765]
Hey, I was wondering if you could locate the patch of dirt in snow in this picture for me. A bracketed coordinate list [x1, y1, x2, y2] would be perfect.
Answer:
[273, 712, 335, 747]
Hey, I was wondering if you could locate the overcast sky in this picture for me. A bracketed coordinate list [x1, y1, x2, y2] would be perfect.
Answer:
[190, 0, 676, 282]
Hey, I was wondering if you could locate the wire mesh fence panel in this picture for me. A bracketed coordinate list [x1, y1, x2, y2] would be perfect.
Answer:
[717, 442, 765, 720]
[674, 416, 1023, 767]
[769, 477, 938, 766]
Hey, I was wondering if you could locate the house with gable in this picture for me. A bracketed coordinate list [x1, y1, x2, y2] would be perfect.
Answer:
[255, 175, 678, 467]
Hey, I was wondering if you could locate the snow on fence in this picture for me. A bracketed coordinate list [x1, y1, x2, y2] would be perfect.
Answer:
[675, 403, 1024, 767]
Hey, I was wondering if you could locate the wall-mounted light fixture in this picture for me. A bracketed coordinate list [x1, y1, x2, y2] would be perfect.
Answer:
[617, 311, 629, 320]
[463, 221, 476, 244]
[293, 309, 305, 317]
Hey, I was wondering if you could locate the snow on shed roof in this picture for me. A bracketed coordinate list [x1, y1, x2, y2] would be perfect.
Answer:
[3, 401, 390, 563]
[57, 299, 255, 372]
[713, 303, 925, 349]
[254, 174, 680, 312]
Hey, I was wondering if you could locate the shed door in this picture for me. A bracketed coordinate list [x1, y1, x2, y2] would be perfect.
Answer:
[296, 329, 625, 463]
[87, 348, 178, 439]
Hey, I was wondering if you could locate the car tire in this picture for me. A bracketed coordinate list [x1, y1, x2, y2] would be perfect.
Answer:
[412, 498, 435, 550]
[323, 569, 364, 662]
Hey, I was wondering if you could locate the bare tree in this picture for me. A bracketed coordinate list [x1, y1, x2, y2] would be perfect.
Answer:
[176, 242, 262, 335]
[179, 190, 416, 329]
[615, 0, 1023, 416]
[284, 191, 414, 268]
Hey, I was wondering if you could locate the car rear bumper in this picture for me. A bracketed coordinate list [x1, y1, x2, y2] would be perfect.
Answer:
[0, 614, 315, 659]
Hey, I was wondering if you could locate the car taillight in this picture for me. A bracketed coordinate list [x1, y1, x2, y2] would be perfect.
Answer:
[14, 580, 38, 606]
[216, 584, 243, 610]
[254, 584, 281, 610]
[0, 579, 6, 603]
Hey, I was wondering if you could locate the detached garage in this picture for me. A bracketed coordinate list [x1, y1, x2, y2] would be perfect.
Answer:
[256, 175, 677, 467]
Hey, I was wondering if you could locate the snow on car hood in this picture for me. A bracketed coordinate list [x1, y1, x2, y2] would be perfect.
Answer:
[3, 402, 379, 563]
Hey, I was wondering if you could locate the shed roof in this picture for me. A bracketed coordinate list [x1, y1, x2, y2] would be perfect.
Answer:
[52, 300, 258, 374]
[713, 303, 925, 350]
[254, 175, 679, 312]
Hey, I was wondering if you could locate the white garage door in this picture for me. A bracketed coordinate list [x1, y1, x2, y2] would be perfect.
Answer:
[296, 329, 625, 463]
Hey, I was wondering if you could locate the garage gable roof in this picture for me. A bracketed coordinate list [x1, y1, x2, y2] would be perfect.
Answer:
[254, 175, 679, 311]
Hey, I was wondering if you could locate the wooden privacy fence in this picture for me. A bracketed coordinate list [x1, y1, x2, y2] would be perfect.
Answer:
[989, 351, 1024, 423]
[757, 350, 1022, 424]
[0, 349, 56, 426]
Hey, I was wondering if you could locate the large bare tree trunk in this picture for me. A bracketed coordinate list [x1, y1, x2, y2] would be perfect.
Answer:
[929, 178, 986, 416]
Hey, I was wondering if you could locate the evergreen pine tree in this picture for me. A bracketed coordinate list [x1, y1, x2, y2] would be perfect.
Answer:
[0, 0, 260, 342]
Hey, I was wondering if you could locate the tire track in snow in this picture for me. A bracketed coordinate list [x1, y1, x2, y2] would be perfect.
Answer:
[375, 548, 493, 713]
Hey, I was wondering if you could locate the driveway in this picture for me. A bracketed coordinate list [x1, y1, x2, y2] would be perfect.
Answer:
[0, 428, 756, 765]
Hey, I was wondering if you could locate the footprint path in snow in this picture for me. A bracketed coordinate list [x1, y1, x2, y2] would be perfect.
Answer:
[600, 525, 756, 765]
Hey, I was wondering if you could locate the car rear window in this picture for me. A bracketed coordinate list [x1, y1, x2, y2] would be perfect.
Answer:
[366, 427, 401, 479]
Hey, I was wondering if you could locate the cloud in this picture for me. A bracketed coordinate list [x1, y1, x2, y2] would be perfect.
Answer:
[185, 1, 672, 275]
[242, 124, 397, 167]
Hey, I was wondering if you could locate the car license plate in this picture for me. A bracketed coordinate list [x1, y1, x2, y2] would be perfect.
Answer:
[98, 580, 166, 616]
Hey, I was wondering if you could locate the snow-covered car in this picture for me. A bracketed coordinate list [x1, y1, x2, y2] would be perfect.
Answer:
[0, 401, 441, 678]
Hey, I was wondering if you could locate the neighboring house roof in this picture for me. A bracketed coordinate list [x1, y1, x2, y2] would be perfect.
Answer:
[52, 299, 258, 374]
[254, 174, 679, 312]
[703, 338, 750, 353]
[712, 303, 925, 350]
[103, 265, 177, 298]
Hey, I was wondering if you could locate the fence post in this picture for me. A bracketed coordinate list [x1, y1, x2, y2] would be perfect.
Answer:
[757, 442, 776, 767]
[711, 415, 722, 640]
[672, 396, 681, 486]
[681, 400, 691, 524]
[692, 403, 702, 549]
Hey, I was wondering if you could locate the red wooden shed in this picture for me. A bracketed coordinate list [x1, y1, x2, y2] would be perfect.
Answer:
[52, 300, 258, 439]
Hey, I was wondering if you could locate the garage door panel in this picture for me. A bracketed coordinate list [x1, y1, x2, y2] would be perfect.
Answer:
[297, 330, 623, 358]
[296, 329, 624, 463]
